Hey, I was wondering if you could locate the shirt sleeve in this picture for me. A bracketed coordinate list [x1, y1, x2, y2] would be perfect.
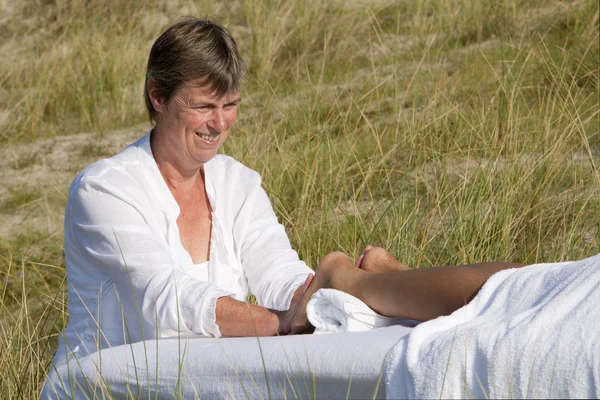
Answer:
[237, 177, 315, 311]
[66, 174, 234, 338]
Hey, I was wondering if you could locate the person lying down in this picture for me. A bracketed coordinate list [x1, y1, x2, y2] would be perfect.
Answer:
[295, 245, 524, 332]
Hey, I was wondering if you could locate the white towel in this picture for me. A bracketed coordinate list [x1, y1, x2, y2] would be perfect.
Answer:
[307, 288, 420, 334]
[384, 253, 600, 399]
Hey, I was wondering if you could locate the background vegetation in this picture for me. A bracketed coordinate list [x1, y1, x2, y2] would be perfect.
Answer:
[0, 0, 598, 397]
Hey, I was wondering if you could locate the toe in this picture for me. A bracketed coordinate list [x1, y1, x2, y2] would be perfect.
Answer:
[356, 253, 365, 267]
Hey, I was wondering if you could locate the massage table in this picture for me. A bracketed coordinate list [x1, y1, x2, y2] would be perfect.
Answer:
[41, 326, 412, 399]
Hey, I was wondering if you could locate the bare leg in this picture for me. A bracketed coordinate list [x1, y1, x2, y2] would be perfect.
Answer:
[299, 252, 524, 325]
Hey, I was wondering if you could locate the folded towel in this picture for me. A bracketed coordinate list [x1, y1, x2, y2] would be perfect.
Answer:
[385, 253, 600, 399]
[307, 288, 420, 334]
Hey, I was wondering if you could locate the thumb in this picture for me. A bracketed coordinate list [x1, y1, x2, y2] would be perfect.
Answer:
[301, 274, 314, 295]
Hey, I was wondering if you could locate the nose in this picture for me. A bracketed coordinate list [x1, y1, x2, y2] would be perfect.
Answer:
[208, 109, 227, 133]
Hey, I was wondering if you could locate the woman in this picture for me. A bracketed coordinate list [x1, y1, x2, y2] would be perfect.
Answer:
[51, 18, 315, 369]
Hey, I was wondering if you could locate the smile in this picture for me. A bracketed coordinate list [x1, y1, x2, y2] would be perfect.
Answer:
[196, 132, 219, 143]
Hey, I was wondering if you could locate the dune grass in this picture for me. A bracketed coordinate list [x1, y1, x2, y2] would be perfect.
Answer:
[0, 0, 598, 397]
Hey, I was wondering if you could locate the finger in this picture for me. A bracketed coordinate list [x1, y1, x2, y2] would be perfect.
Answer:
[284, 276, 313, 334]
[301, 274, 314, 295]
[292, 274, 314, 310]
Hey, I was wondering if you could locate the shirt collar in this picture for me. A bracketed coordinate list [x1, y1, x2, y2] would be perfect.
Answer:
[135, 130, 218, 218]
[136, 131, 180, 219]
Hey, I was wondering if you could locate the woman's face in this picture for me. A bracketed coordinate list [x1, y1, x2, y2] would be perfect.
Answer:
[152, 80, 240, 166]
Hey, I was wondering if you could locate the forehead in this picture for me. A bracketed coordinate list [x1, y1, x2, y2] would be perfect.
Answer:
[177, 78, 240, 101]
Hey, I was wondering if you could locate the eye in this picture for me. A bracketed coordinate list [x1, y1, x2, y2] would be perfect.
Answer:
[224, 102, 239, 110]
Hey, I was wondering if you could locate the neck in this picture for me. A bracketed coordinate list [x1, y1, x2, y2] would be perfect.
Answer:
[150, 127, 203, 191]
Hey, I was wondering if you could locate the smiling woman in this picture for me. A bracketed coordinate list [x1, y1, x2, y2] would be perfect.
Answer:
[41, 18, 316, 398]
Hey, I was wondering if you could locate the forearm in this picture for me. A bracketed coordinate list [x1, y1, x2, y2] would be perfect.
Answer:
[215, 283, 307, 337]
[215, 296, 280, 337]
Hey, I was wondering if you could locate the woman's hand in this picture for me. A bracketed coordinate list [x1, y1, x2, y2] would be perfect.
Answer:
[277, 274, 314, 335]
[215, 274, 314, 337]
[289, 252, 355, 334]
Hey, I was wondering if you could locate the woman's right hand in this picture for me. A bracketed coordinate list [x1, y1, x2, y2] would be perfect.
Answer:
[288, 251, 355, 334]
[277, 274, 314, 335]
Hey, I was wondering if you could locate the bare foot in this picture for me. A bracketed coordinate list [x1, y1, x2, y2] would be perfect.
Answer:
[290, 251, 359, 334]
[357, 246, 409, 273]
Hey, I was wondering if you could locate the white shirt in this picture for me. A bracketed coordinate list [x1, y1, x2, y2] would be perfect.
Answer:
[54, 132, 313, 365]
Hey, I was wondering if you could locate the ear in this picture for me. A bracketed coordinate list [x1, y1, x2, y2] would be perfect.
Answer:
[147, 80, 167, 114]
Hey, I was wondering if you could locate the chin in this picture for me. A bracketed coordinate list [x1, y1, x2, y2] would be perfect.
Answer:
[195, 151, 218, 164]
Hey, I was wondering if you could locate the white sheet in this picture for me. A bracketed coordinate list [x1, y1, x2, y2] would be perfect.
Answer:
[41, 326, 413, 399]
[385, 254, 600, 399]
[308, 288, 420, 334]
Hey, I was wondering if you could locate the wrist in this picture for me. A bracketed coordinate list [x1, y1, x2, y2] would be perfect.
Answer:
[252, 308, 282, 336]
[249, 307, 281, 337]
[274, 309, 289, 335]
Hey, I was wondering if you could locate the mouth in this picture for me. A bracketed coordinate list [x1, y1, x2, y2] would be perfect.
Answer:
[195, 132, 220, 143]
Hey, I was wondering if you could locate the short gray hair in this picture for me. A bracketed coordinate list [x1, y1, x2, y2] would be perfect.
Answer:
[143, 18, 246, 123]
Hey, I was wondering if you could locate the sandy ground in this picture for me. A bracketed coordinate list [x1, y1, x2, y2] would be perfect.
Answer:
[0, 124, 149, 239]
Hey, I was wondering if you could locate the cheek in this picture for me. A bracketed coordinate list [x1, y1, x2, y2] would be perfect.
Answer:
[226, 109, 238, 125]
[183, 113, 209, 129]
